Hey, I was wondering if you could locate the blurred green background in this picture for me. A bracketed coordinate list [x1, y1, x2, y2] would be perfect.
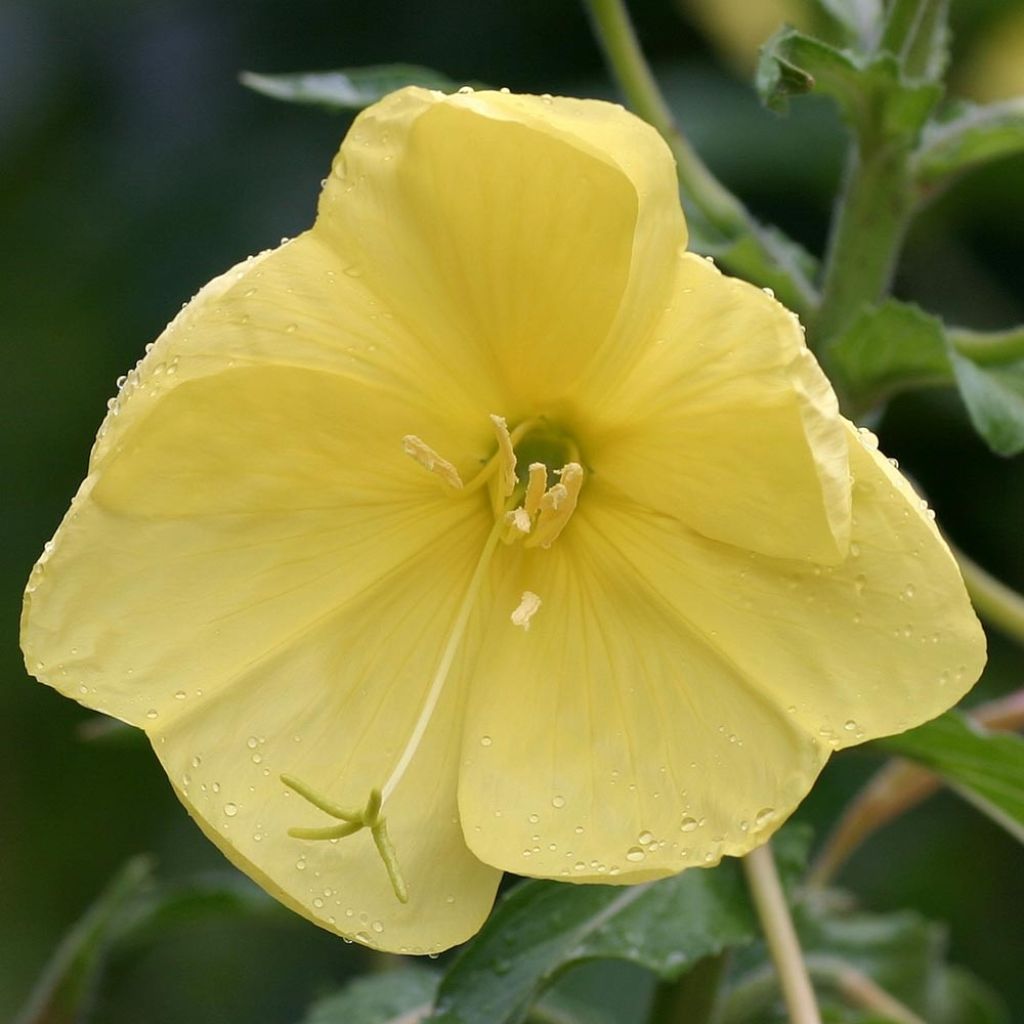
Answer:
[2, 1, 1022, 1020]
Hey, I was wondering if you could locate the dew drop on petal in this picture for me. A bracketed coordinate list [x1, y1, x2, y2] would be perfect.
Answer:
[551, 795, 566, 809]
[625, 847, 645, 862]
[223, 802, 238, 817]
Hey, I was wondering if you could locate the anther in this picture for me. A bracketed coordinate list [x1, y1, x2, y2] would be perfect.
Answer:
[511, 591, 542, 630]
[526, 463, 584, 549]
[489, 415, 517, 499]
[402, 435, 463, 490]
[524, 463, 547, 517]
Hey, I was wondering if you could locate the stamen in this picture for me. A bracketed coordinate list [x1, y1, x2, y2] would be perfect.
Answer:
[524, 463, 547, 517]
[502, 507, 532, 544]
[489, 415, 517, 499]
[402, 435, 463, 490]
[526, 463, 584, 549]
[511, 591, 542, 630]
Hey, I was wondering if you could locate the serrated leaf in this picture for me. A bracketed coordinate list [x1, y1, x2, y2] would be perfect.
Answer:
[949, 342, 1024, 457]
[756, 29, 940, 139]
[430, 863, 757, 1024]
[829, 299, 952, 404]
[880, 712, 1024, 844]
[240, 65, 467, 113]
[914, 99, 1024, 187]
[299, 968, 440, 1024]
[14, 857, 154, 1024]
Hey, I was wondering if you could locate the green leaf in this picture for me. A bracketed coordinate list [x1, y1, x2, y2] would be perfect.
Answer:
[878, 0, 950, 82]
[14, 863, 283, 1024]
[806, 0, 885, 49]
[14, 857, 154, 1024]
[756, 29, 940, 140]
[723, 891, 1008, 1024]
[914, 99, 1024, 188]
[299, 968, 440, 1024]
[829, 299, 953, 404]
[239, 65, 467, 113]
[880, 712, 1024, 845]
[430, 863, 757, 1024]
[949, 330, 1024, 457]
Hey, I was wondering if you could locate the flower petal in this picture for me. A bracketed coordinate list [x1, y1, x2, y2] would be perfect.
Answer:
[458, 424, 984, 883]
[22, 361, 485, 728]
[314, 87, 686, 407]
[589, 253, 851, 564]
[151, 517, 500, 953]
[458, 527, 827, 883]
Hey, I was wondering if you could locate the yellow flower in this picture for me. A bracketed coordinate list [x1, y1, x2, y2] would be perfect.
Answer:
[22, 87, 985, 954]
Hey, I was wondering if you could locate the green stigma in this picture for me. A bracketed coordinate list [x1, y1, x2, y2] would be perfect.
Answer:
[281, 773, 409, 904]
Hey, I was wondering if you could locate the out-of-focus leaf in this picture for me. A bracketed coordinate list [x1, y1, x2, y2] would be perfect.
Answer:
[914, 99, 1024, 187]
[239, 65, 467, 112]
[948, 331, 1024, 456]
[879, 0, 950, 82]
[299, 968, 439, 1024]
[807, 0, 885, 49]
[829, 299, 952, 403]
[880, 712, 1024, 844]
[756, 28, 940, 139]
[430, 861, 757, 1024]
[14, 857, 154, 1024]
[15, 862, 284, 1024]
[723, 891, 1008, 1024]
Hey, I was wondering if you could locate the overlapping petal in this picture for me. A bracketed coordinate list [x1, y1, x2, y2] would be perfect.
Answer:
[459, 422, 983, 881]
[314, 87, 686, 408]
[587, 253, 851, 564]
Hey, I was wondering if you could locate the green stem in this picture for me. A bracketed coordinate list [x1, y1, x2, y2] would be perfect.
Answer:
[953, 545, 1024, 647]
[722, 956, 925, 1024]
[950, 325, 1024, 366]
[648, 951, 729, 1024]
[808, 689, 1024, 887]
[581, 0, 816, 316]
[741, 844, 822, 1024]
[815, 137, 914, 346]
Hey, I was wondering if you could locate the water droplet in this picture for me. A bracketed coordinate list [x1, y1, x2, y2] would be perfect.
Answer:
[372, 920, 384, 933]
[145, 709, 158, 720]
[902, 584, 916, 600]
[755, 808, 776, 828]
[551, 795, 566, 809]
[480, 735, 492, 747]
[343, 264, 363, 277]
[246, 736, 258, 749]
[251, 753, 263, 764]
[296, 859, 306, 871]
[680, 816, 699, 833]
[223, 802, 238, 817]
[457, 85, 474, 94]
[625, 846, 645, 862]
[191, 755, 201, 768]
[528, 813, 539, 824]
[843, 719, 857, 731]
[174, 690, 186, 700]
[313, 897, 324, 909]
[638, 830, 654, 845]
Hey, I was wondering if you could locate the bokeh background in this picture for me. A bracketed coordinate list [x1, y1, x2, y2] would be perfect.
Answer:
[2, 1, 1022, 1020]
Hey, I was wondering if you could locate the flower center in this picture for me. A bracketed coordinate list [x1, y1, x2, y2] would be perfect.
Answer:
[281, 416, 584, 903]
[402, 414, 585, 549]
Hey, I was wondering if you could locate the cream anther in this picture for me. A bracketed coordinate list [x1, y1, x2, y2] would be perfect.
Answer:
[526, 463, 584, 549]
[511, 591, 542, 630]
[524, 463, 547, 517]
[489, 414, 518, 499]
[402, 435, 463, 489]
